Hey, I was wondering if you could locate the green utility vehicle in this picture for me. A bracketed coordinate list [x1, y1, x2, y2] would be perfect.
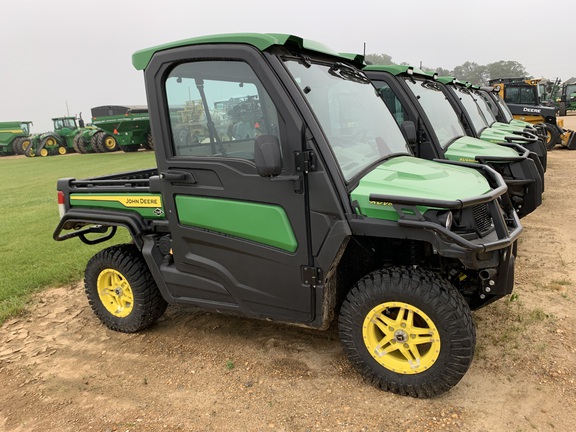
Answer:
[26, 116, 118, 157]
[558, 81, 576, 116]
[438, 77, 548, 171]
[91, 105, 153, 152]
[0, 121, 33, 155]
[362, 65, 543, 218]
[54, 33, 522, 398]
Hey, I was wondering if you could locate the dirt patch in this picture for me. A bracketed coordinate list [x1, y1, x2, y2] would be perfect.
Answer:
[2, 121, 576, 432]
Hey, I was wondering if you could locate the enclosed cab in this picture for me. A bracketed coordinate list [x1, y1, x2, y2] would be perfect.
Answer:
[54, 33, 522, 398]
[363, 65, 542, 218]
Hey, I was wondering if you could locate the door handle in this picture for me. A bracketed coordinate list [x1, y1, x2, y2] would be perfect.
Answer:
[160, 171, 197, 183]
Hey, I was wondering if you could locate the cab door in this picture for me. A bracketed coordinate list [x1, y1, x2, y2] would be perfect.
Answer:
[148, 46, 314, 323]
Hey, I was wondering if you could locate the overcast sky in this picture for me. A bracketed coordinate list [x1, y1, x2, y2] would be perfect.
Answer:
[1, 0, 574, 132]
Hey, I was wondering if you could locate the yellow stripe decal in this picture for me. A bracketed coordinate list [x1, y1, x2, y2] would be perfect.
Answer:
[70, 195, 162, 208]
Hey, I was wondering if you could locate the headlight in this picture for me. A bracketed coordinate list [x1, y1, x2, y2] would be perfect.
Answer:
[423, 209, 453, 229]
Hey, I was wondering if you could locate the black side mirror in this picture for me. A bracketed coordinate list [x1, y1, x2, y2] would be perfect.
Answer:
[254, 135, 282, 177]
[400, 121, 417, 144]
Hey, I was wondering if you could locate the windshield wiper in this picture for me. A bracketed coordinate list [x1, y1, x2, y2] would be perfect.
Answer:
[329, 62, 371, 84]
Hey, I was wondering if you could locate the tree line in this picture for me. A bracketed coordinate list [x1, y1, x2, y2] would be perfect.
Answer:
[365, 54, 528, 85]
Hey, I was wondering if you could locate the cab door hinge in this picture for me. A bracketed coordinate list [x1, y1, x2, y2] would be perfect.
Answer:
[295, 150, 317, 174]
[301, 266, 323, 287]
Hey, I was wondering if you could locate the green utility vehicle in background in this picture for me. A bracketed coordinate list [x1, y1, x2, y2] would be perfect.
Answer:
[26, 116, 118, 157]
[437, 77, 548, 171]
[558, 81, 576, 116]
[362, 65, 543, 218]
[54, 33, 522, 398]
[0, 121, 33, 155]
[91, 105, 153, 152]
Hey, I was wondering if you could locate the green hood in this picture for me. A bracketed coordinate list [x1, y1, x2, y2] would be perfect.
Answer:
[351, 156, 491, 221]
[510, 119, 533, 128]
[479, 126, 521, 144]
[488, 121, 528, 134]
[444, 136, 518, 163]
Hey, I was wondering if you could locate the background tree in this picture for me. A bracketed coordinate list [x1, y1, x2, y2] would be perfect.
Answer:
[452, 61, 488, 84]
[486, 60, 527, 80]
[365, 53, 394, 65]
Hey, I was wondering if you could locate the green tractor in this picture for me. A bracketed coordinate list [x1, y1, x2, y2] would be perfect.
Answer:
[0, 121, 33, 155]
[26, 116, 119, 157]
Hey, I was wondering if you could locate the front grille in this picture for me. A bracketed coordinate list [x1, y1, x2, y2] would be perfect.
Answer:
[472, 204, 492, 232]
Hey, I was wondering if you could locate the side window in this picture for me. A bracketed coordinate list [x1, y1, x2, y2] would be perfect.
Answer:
[165, 60, 281, 159]
[505, 87, 520, 104]
[379, 82, 407, 125]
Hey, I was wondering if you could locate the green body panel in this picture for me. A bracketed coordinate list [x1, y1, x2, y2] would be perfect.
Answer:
[479, 126, 518, 144]
[444, 136, 519, 163]
[92, 112, 150, 147]
[488, 121, 528, 134]
[350, 156, 490, 220]
[70, 193, 165, 219]
[133, 33, 350, 71]
[174, 196, 298, 252]
[510, 119, 532, 128]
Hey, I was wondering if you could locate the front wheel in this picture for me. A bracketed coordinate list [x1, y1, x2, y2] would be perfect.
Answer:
[84, 244, 167, 333]
[338, 266, 475, 398]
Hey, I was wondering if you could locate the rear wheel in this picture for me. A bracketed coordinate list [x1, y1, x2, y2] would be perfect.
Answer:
[142, 132, 154, 150]
[84, 244, 167, 333]
[97, 132, 119, 152]
[559, 102, 567, 117]
[73, 134, 89, 153]
[12, 137, 25, 154]
[339, 266, 475, 398]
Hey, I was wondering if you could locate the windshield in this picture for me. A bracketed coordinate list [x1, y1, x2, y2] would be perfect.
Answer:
[19, 122, 30, 135]
[472, 90, 497, 126]
[403, 78, 466, 148]
[493, 93, 513, 122]
[284, 59, 410, 181]
[453, 87, 489, 134]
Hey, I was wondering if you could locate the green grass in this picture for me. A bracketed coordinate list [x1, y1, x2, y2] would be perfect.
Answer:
[0, 151, 156, 323]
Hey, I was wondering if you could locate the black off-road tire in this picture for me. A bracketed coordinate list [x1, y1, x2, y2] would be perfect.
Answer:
[120, 144, 139, 152]
[338, 266, 475, 398]
[90, 133, 103, 153]
[142, 132, 154, 150]
[559, 102, 567, 117]
[544, 124, 560, 150]
[12, 137, 25, 155]
[84, 244, 167, 333]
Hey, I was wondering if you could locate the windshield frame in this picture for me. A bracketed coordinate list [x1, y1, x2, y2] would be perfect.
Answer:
[452, 86, 489, 135]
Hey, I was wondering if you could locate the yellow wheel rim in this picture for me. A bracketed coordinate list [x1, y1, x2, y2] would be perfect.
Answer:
[58, 147, 67, 155]
[22, 140, 31, 150]
[363, 301, 440, 374]
[40, 148, 48, 157]
[46, 137, 56, 146]
[97, 269, 134, 318]
[546, 131, 553, 144]
[105, 137, 116, 150]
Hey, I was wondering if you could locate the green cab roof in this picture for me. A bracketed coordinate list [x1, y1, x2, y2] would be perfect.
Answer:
[132, 33, 350, 71]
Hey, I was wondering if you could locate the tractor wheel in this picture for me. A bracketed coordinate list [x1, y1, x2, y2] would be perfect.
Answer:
[559, 102, 567, 117]
[43, 135, 59, 148]
[58, 146, 67, 155]
[142, 132, 154, 150]
[544, 124, 560, 150]
[97, 132, 119, 152]
[90, 133, 102, 153]
[39, 147, 49, 157]
[84, 244, 167, 333]
[24, 146, 35, 158]
[338, 266, 475, 398]
[73, 134, 88, 154]
[12, 138, 25, 155]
